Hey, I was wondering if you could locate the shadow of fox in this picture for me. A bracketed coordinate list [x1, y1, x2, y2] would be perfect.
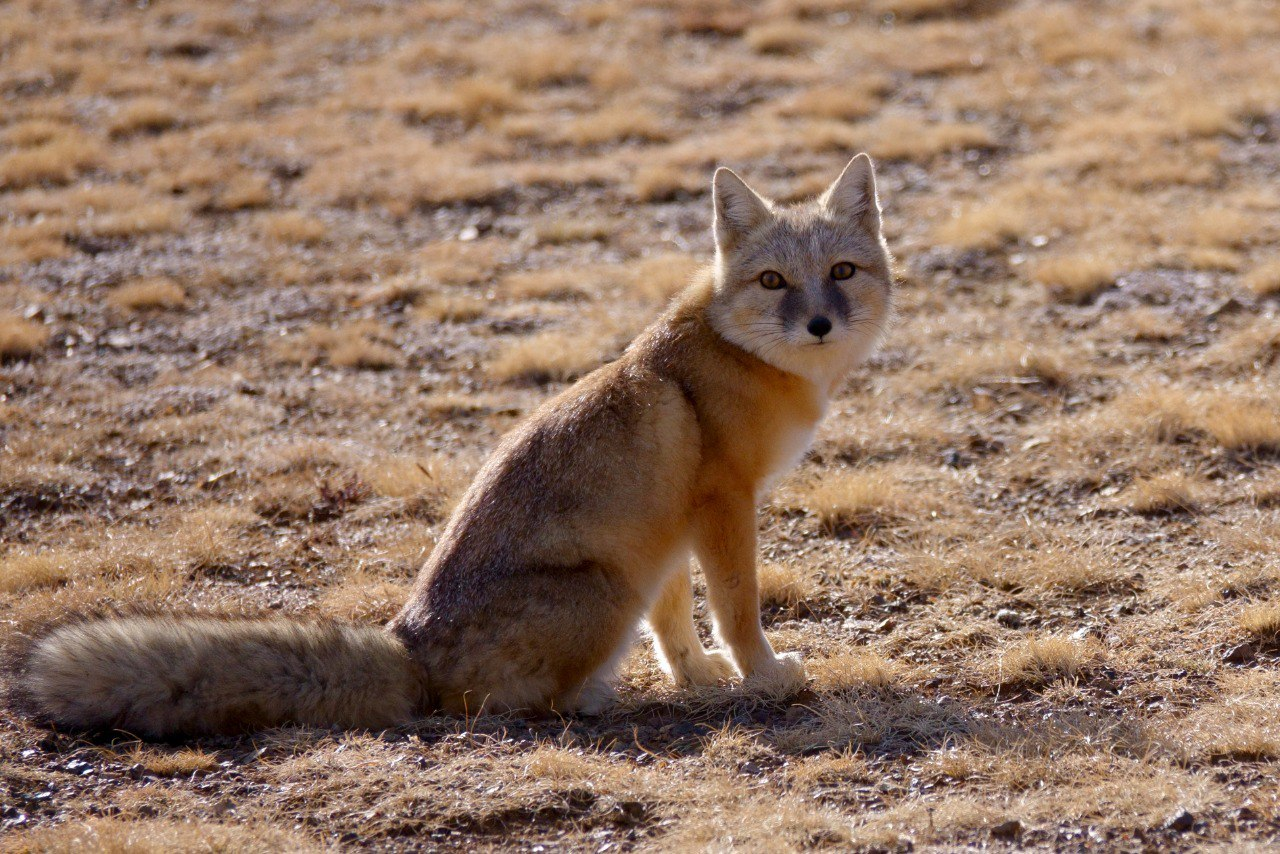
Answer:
[10, 155, 894, 738]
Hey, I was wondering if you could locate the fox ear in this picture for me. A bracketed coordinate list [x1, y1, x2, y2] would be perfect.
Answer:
[712, 167, 773, 253]
[820, 153, 881, 233]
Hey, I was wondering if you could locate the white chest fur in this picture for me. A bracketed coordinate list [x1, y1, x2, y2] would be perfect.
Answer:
[757, 404, 824, 498]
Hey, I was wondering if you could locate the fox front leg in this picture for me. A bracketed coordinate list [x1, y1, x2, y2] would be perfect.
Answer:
[692, 491, 807, 695]
[648, 565, 737, 687]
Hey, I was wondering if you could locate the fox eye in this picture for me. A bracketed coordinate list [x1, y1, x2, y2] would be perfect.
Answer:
[759, 270, 786, 290]
[831, 262, 856, 280]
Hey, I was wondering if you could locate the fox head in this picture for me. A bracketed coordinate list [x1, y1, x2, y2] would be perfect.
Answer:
[706, 154, 893, 391]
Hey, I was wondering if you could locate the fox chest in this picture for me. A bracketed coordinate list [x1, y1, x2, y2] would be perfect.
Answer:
[703, 402, 824, 498]
[756, 417, 820, 496]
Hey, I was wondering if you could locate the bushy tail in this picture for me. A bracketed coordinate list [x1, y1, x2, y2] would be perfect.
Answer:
[12, 616, 429, 739]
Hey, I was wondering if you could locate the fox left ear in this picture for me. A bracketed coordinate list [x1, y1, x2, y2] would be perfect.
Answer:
[820, 153, 881, 234]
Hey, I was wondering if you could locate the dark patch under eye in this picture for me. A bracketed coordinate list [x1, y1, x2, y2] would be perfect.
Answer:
[759, 270, 786, 290]
[831, 262, 856, 280]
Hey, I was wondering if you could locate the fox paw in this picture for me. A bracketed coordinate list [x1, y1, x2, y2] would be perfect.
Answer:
[673, 649, 738, 687]
[742, 652, 808, 697]
[562, 679, 619, 716]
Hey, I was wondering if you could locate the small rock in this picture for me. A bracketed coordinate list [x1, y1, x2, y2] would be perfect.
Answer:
[1164, 809, 1195, 832]
[990, 819, 1022, 840]
[996, 609, 1023, 628]
[1222, 643, 1256, 664]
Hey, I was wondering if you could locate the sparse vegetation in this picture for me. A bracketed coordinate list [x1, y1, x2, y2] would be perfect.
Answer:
[3, 0, 1280, 850]
[0, 313, 49, 360]
[108, 277, 187, 312]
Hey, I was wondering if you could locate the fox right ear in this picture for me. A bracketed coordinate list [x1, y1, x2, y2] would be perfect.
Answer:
[712, 167, 773, 254]
[820, 153, 881, 234]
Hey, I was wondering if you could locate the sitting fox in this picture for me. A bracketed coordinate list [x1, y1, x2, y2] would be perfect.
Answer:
[13, 155, 893, 737]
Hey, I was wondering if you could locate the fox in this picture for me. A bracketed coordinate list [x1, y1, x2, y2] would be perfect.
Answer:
[10, 154, 894, 738]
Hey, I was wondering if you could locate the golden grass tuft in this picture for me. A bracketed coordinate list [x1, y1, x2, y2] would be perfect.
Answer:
[328, 338, 400, 371]
[103, 745, 223, 776]
[931, 340, 1073, 392]
[107, 278, 187, 312]
[499, 268, 590, 301]
[212, 172, 273, 211]
[1114, 471, 1204, 515]
[903, 539, 1126, 597]
[1197, 394, 1280, 452]
[632, 164, 703, 202]
[1031, 254, 1120, 303]
[486, 329, 606, 384]
[810, 652, 899, 692]
[533, 218, 614, 245]
[933, 199, 1024, 249]
[109, 97, 183, 137]
[555, 106, 669, 146]
[275, 322, 402, 370]
[789, 466, 913, 535]
[0, 134, 104, 189]
[0, 552, 72, 594]
[863, 115, 996, 162]
[758, 562, 820, 611]
[260, 211, 328, 245]
[744, 21, 822, 55]
[1243, 260, 1280, 296]
[319, 574, 411, 623]
[395, 78, 518, 125]
[777, 85, 885, 122]
[624, 253, 702, 302]
[413, 293, 488, 323]
[79, 201, 186, 239]
[1185, 207, 1256, 249]
[0, 314, 50, 361]
[996, 635, 1099, 688]
[357, 454, 473, 519]
[1239, 602, 1280, 640]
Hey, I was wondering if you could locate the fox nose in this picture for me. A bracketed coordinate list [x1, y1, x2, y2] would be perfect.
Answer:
[807, 316, 832, 339]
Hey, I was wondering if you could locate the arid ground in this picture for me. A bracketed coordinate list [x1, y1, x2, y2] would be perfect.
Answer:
[3, 0, 1280, 850]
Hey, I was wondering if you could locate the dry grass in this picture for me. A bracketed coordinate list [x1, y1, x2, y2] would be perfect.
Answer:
[632, 163, 703, 202]
[809, 653, 899, 692]
[3, 0, 1280, 850]
[260, 211, 328, 245]
[1243, 260, 1280, 296]
[0, 314, 50, 361]
[7, 819, 325, 853]
[1113, 471, 1205, 515]
[394, 78, 518, 125]
[787, 465, 918, 536]
[758, 562, 820, 612]
[108, 278, 187, 312]
[0, 134, 103, 189]
[1238, 602, 1280, 640]
[109, 98, 183, 138]
[744, 21, 822, 56]
[995, 636, 1100, 689]
[1031, 254, 1120, 303]
[487, 329, 607, 384]
[275, 322, 402, 370]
